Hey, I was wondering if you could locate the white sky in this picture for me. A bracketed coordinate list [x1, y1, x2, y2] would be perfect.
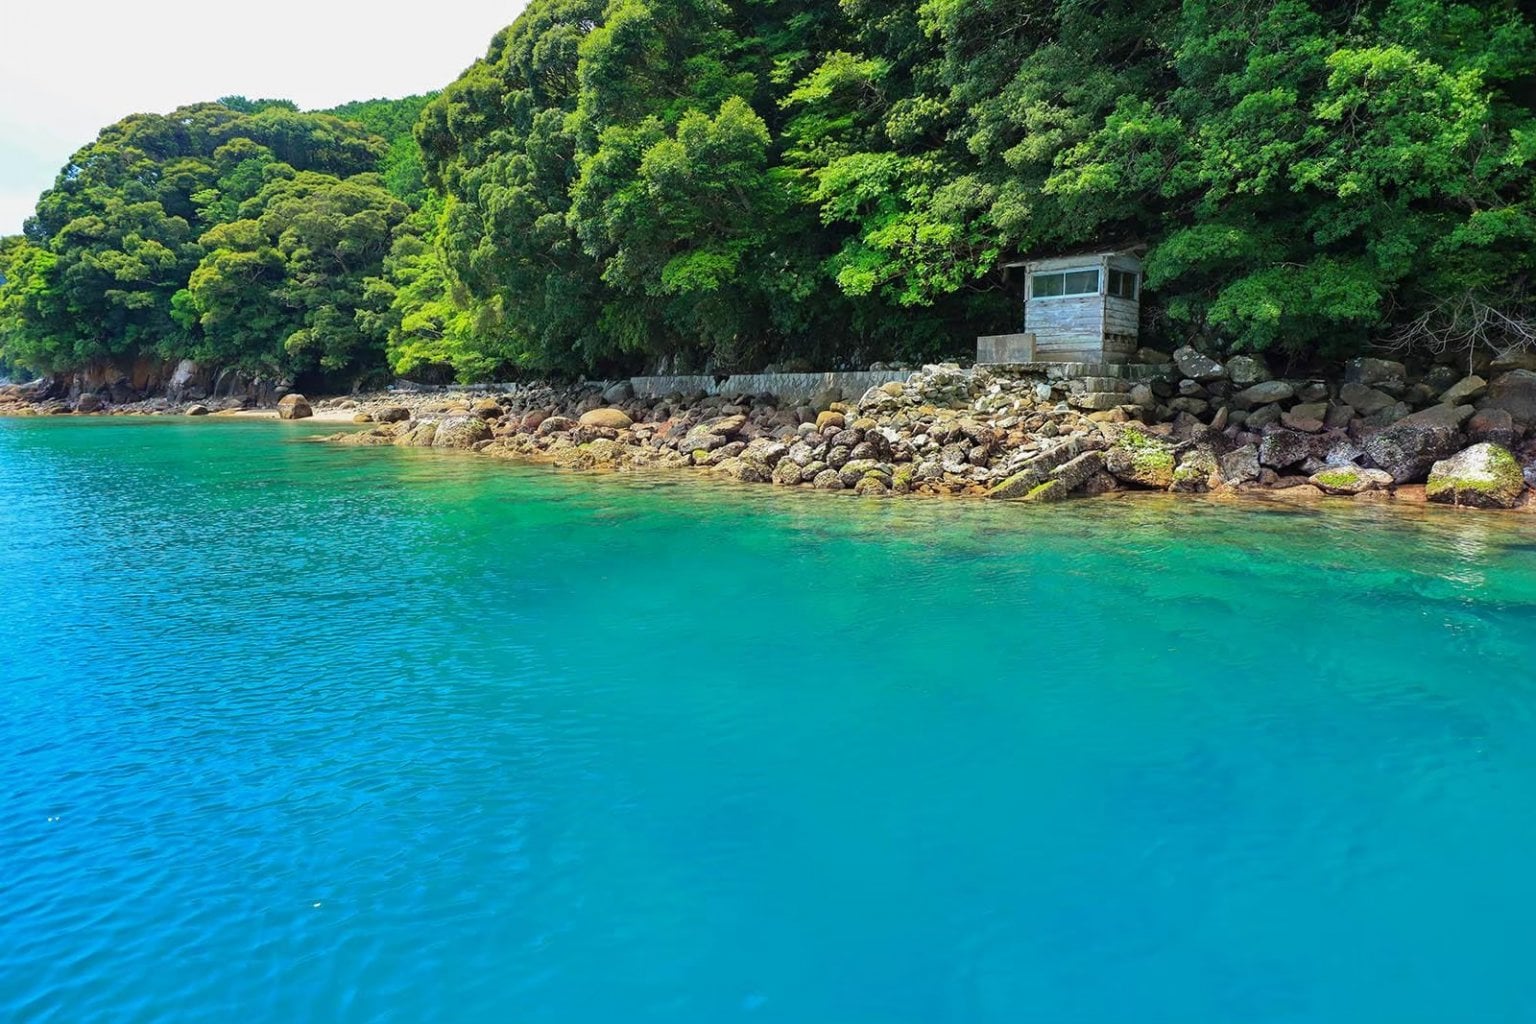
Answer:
[0, 0, 529, 235]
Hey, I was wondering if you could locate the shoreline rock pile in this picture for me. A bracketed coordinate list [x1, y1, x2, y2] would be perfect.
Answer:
[8, 345, 1536, 512]
[317, 348, 1536, 512]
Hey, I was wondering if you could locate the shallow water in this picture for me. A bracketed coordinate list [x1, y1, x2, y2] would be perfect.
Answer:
[2, 417, 1535, 1023]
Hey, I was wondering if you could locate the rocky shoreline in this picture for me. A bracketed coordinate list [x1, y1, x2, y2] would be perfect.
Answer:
[7, 348, 1536, 513]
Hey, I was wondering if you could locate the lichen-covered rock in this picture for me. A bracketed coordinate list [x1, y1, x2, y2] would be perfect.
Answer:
[1339, 382, 1397, 415]
[579, 407, 633, 429]
[1482, 369, 1536, 425]
[397, 420, 441, 447]
[1467, 408, 1515, 447]
[1259, 429, 1319, 469]
[1225, 355, 1271, 387]
[433, 415, 494, 449]
[1233, 380, 1294, 408]
[1363, 404, 1472, 483]
[1426, 443, 1525, 509]
[854, 474, 891, 497]
[812, 469, 844, 490]
[815, 410, 845, 431]
[1021, 479, 1069, 502]
[332, 427, 396, 446]
[1173, 346, 1227, 382]
[772, 458, 805, 486]
[276, 393, 311, 420]
[1104, 430, 1176, 489]
[838, 459, 889, 489]
[537, 415, 577, 436]
[986, 438, 1085, 499]
[1171, 449, 1219, 492]
[1307, 464, 1394, 496]
[713, 457, 772, 484]
[1345, 357, 1408, 389]
[1438, 375, 1487, 406]
[1049, 450, 1106, 492]
[1219, 444, 1261, 485]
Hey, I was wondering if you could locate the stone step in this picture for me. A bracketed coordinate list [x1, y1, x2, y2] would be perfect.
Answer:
[1068, 392, 1132, 411]
[1076, 377, 1132, 393]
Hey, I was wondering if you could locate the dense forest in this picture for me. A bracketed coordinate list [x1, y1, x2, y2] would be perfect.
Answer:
[3, 0, 1535, 386]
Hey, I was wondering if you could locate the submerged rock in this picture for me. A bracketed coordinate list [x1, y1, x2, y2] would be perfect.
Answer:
[1426, 443, 1526, 509]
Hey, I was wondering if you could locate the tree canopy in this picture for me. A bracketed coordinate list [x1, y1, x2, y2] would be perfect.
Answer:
[5, 0, 1536, 383]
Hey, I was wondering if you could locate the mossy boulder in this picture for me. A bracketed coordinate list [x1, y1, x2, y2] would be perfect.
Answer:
[1170, 449, 1218, 493]
[1104, 429, 1176, 489]
[1307, 464, 1394, 496]
[853, 473, 891, 497]
[1021, 479, 1069, 503]
[1426, 443, 1526, 509]
[772, 458, 805, 486]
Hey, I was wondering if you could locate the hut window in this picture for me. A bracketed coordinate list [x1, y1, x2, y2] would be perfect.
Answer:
[1032, 268, 1099, 298]
[1108, 269, 1138, 299]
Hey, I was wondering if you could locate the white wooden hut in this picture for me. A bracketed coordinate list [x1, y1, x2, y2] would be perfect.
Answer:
[977, 251, 1143, 365]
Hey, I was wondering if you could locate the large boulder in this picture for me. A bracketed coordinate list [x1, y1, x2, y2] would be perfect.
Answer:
[986, 438, 1085, 499]
[579, 407, 634, 429]
[1233, 380, 1295, 409]
[1259, 429, 1319, 469]
[1426, 443, 1526, 509]
[1048, 450, 1106, 492]
[1339, 382, 1397, 415]
[1103, 431, 1176, 489]
[602, 380, 635, 405]
[1439, 375, 1487, 406]
[1307, 464, 1394, 496]
[1345, 357, 1408, 391]
[375, 405, 412, 423]
[276, 393, 312, 420]
[1362, 404, 1472, 483]
[1173, 346, 1227, 382]
[433, 415, 493, 449]
[1219, 444, 1261, 485]
[74, 394, 105, 413]
[1225, 355, 1271, 387]
[1467, 408, 1515, 447]
[1482, 369, 1536, 426]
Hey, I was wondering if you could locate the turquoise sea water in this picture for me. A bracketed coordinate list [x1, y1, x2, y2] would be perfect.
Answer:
[3, 417, 1536, 1023]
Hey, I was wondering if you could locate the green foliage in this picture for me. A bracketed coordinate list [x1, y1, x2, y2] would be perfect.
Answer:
[1, 96, 425, 382]
[7, 0, 1536, 383]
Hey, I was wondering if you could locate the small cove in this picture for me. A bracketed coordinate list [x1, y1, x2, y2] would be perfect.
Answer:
[3, 417, 1535, 1022]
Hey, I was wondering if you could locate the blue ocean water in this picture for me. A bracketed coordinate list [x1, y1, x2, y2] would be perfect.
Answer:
[2, 416, 1535, 1023]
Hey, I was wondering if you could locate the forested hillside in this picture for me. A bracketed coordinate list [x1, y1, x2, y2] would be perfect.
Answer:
[4, 0, 1535, 386]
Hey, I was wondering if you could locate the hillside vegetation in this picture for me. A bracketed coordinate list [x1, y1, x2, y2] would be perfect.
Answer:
[4, 0, 1535, 385]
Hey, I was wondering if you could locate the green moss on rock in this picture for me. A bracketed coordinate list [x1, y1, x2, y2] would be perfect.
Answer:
[1426, 443, 1525, 509]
